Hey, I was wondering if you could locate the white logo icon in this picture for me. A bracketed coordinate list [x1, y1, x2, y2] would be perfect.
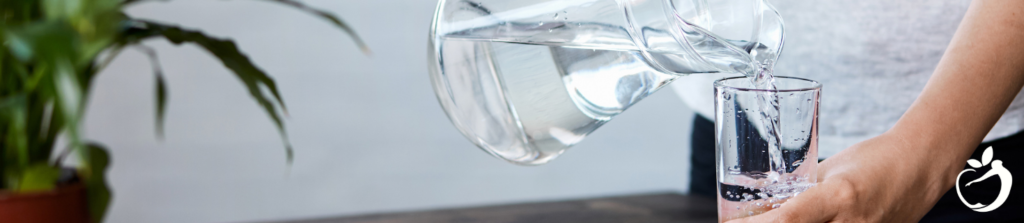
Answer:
[956, 146, 1013, 212]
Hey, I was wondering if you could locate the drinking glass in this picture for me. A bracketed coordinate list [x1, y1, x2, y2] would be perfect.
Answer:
[714, 76, 820, 221]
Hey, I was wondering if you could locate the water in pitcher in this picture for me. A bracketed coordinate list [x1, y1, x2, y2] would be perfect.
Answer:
[432, 21, 774, 164]
[429, 0, 812, 221]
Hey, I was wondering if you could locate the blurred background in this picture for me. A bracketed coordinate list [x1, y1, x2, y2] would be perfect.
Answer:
[83, 1, 697, 222]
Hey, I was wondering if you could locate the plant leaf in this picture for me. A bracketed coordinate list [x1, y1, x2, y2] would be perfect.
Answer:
[133, 46, 168, 138]
[155, 73, 167, 137]
[981, 146, 993, 166]
[16, 162, 61, 192]
[262, 0, 371, 55]
[122, 0, 169, 6]
[967, 159, 982, 168]
[51, 57, 85, 153]
[129, 20, 293, 163]
[0, 94, 29, 169]
[84, 143, 112, 223]
[3, 21, 81, 62]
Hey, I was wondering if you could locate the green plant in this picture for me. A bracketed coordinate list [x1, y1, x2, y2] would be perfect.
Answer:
[0, 0, 366, 222]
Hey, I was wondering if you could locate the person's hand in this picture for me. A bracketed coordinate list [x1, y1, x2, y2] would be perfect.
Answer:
[727, 132, 960, 223]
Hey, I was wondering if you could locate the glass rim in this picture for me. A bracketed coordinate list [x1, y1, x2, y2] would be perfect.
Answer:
[714, 76, 822, 92]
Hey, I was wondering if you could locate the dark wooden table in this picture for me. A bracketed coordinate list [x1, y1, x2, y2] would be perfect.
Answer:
[278, 193, 718, 223]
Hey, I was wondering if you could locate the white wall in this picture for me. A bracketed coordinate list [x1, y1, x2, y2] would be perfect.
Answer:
[83, 1, 695, 222]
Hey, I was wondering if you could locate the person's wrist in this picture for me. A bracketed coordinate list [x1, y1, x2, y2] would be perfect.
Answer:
[878, 129, 961, 199]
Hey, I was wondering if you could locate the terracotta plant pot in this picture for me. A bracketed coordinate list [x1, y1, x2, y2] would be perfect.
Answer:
[0, 183, 90, 223]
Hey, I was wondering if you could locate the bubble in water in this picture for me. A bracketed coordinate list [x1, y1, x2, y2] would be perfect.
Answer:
[728, 165, 741, 174]
[553, 13, 559, 19]
[749, 211, 755, 216]
[772, 204, 781, 208]
[755, 202, 762, 206]
[724, 94, 732, 100]
[538, 22, 544, 26]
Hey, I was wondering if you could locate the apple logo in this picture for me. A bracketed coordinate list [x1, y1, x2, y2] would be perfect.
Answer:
[955, 146, 1013, 212]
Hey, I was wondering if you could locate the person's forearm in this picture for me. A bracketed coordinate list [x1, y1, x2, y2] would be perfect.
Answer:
[890, 0, 1024, 189]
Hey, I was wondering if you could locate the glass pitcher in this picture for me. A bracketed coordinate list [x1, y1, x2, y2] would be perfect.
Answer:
[428, 0, 785, 165]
